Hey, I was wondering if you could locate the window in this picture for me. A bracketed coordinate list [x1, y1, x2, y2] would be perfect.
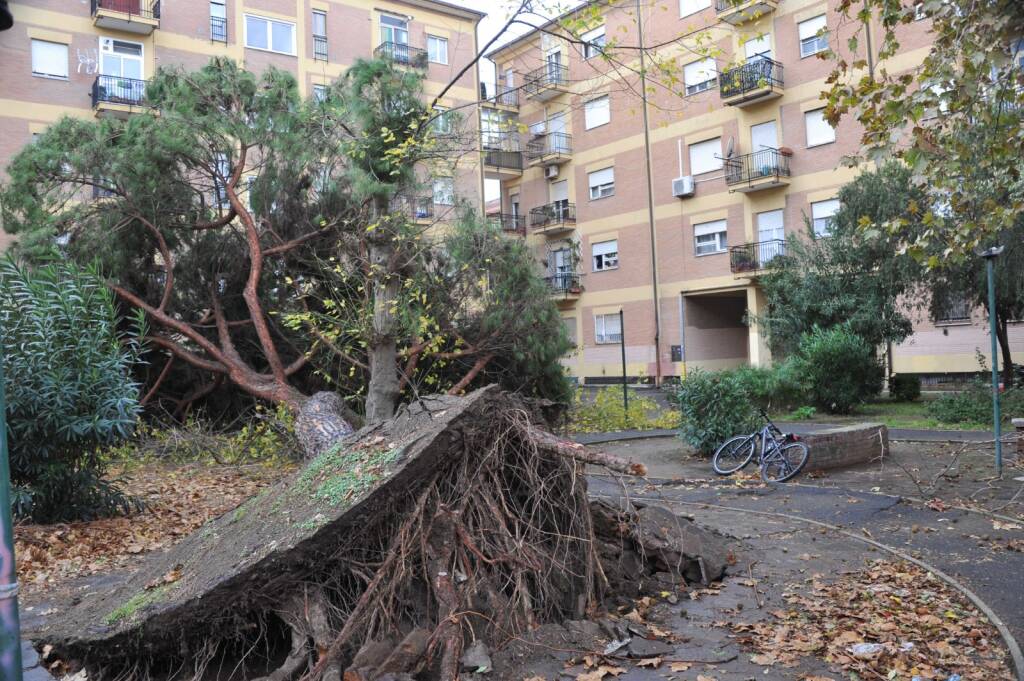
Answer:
[210, 1, 227, 42]
[433, 178, 455, 205]
[935, 293, 971, 324]
[312, 11, 327, 60]
[588, 167, 615, 200]
[744, 34, 772, 61]
[431, 106, 453, 134]
[811, 198, 839, 236]
[581, 26, 606, 59]
[804, 108, 836, 147]
[99, 38, 143, 79]
[913, 2, 926, 20]
[31, 40, 68, 79]
[595, 313, 622, 344]
[592, 239, 618, 271]
[214, 153, 231, 208]
[427, 36, 448, 64]
[694, 219, 728, 255]
[679, 0, 711, 17]
[688, 137, 722, 175]
[312, 85, 328, 103]
[245, 15, 296, 55]
[798, 15, 829, 58]
[684, 58, 717, 95]
[380, 14, 408, 45]
[584, 95, 610, 129]
[563, 317, 577, 345]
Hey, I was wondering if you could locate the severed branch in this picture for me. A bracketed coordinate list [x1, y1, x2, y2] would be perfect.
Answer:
[521, 426, 648, 477]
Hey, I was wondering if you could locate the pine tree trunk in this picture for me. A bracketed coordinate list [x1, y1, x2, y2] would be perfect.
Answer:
[365, 196, 401, 423]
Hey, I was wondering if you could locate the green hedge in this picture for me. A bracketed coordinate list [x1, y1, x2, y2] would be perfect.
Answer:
[674, 368, 759, 456]
[792, 325, 883, 414]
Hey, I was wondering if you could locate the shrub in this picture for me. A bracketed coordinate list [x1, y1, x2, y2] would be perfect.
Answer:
[730, 360, 806, 410]
[789, 406, 817, 420]
[570, 386, 678, 433]
[891, 374, 922, 402]
[0, 258, 143, 522]
[927, 381, 1024, 425]
[674, 368, 759, 455]
[793, 325, 883, 414]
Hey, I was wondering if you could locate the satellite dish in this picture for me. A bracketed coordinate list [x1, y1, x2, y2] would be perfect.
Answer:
[725, 136, 735, 158]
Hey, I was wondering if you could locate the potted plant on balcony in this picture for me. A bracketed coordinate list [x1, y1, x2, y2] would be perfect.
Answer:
[778, 146, 794, 156]
[731, 249, 756, 272]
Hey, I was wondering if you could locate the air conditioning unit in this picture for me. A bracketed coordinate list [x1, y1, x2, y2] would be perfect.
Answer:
[672, 176, 694, 198]
[544, 165, 560, 180]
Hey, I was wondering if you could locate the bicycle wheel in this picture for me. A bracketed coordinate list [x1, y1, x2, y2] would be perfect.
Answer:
[760, 442, 809, 483]
[712, 435, 756, 475]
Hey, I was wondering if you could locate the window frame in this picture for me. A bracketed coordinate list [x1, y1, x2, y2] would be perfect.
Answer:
[810, 198, 839, 236]
[798, 15, 829, 58]
[312, 84, 328, 103]
[588, 167, 615, 200]
[244, 14, 297, 56]
[380, 13, 409, 46]
[679, 0, 711, 18]
[594, 313, 623, 344]
[427, 35, 449, 64]
[592, 239, 619, 272]
[31, 39, 69, 80]
[584, 95, 611, 130]
[581, 25, 606, 60]
[693, 219, 728, 256]
[804, 108, 836, 148]
[688, 137, 723, 176]
[432, 177, 455, 206]
[683, 57, 717, 96]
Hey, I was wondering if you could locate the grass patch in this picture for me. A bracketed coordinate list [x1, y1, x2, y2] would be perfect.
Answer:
[104, 585, 169, 625]
[778, 399, 988, 430]
[290, 444, 403, 510]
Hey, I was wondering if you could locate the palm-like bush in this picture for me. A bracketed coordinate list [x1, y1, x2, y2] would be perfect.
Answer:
[0, 258, 144, 522]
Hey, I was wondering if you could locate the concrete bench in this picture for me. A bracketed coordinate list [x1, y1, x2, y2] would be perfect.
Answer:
[799, 423, 889, 473]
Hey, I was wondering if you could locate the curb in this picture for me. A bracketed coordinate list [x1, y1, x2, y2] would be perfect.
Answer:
[590, 491, 1024, 681]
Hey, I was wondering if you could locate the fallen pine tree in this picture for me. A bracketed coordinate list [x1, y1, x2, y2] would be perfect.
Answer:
[33, 386, 727, 680]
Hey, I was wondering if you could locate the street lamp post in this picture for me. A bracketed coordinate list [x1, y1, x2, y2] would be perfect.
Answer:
[980, 246, 1005, 478]
[0, 360, 23, 681]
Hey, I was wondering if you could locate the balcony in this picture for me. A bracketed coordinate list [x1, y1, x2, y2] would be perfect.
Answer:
[488, 213, 526, 236]
[313, 35, 328, 61]
[545, 272, 583, 301]
[719, 58, 784, 107]
[715, 0, 778, 25]
[729, 239, 785, 275]
[92, 75, 151, 118]
[482, 149, 523, 180]
[724, 148, 791, 192]
[525, 132, 572, 168]
[374, 42, 428, 69]
[523, 63, 570, 101]
[210, 16, 227, 42]
[480, 82, 519, 110]
[391, 195, 434, 223]
[530, 202, 576, 236]
[91, 0, 160, 34]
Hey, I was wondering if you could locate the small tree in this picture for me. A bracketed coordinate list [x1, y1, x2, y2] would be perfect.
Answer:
[675, 369, 759, 455]
[793, 325, 883, 414]
[0, 258, 143, 522]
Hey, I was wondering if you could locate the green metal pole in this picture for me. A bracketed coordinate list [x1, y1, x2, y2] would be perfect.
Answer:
[620, 309, 628, 424]
[986, 257, 1003, 478]
[0, 359, 23, 681]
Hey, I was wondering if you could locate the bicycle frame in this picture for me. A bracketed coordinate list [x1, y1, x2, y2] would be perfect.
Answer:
[754, 409, 798, 467]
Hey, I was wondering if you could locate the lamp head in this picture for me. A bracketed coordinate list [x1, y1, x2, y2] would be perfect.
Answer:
[979, 245, 1005, 260]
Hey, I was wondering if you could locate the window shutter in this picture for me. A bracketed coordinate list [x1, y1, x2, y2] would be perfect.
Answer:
[584, 96, 610, 128]
[688, 137, 722, 175]
[694, 219, 726, 237]
[684, 58, 716, 86]
[798, 15, 827, 41]
[804, 109, 835, 146]
[592, 240, 617, 257]
[588, 167, 614, 188]
[31, 40, 68, 78]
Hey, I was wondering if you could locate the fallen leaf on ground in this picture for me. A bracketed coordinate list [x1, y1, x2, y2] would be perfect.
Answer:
[576, 666, 625, 681]
[668, 662, 690, 671]
[635, 657, 661, 668]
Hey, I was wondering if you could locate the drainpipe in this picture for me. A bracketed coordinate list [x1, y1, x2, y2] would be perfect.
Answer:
[636, 0, 663, 386]
[863, 0, 875, 78]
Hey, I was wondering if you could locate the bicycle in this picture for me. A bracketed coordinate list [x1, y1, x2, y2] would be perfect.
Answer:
[712, 408, 809, 482]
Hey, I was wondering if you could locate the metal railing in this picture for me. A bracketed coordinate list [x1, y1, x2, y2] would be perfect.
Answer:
[525, 132, 572, 160]
[374, 41, 428, 68]
[210, 16, 227, 42]
[523, 63, 569, 97]
[488, 213, 526, 235]
[92, 74, 148, 108]
[91, 0, 160, 19]
[715, 0, 746, 10]
[545, 272, 583, 293]
[530, 202, 576, 228]
[719, 58, 784, 99]
[390, 196, 434, 221]
[483, 149, 523, 171]
[724, 148, 791, 186]
[729, 239, 785, 273]
[480, 82, 519, 108]
[313, 35, 328, 61]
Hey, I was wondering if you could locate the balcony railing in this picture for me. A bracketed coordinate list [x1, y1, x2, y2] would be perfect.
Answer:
[525, 132, 572, 161]
[719, 58, 784, 99]
[210, 16, 227, 42]
[391, 195, 434, 221]
[313, 35, 328, 61]
[724, 148, 791, 186]
[92, 74, 149, 108]
[523, 63, 569, 98]
[530, 202, 576, 229]
[545, 272, 583, 294]
[91, 0, 160, 20]
[729, 239, 786, 273]
[489, 213, 526, 235]
[374, 42, 428, 69]
[480, 82, 520, 108]
[483, 150, 523, 171]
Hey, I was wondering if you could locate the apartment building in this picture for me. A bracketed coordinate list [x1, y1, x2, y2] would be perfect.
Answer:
[484, 0, 1024, 385]
[0, 0, 485, 250]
